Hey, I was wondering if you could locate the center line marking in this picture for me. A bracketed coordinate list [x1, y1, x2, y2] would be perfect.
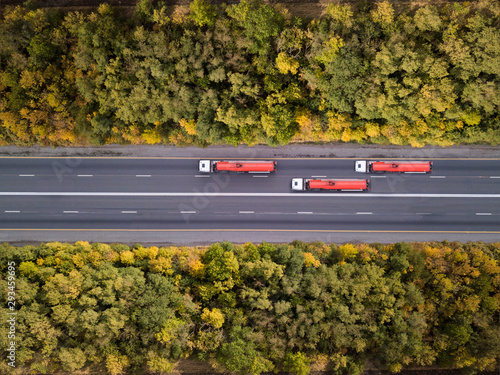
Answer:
[356, 212, 372, 215]
[476, 213, 492, 215]
[136, 175, 151, 177]
[239, 211, 254, 214]
[63, 211, 78, 214]
[195, 175, 210, 178]
[122, 211, 137, 214]
[430, 176, 446, 178]
[298, 211, 313, 214]
[78, 175, 93, 177]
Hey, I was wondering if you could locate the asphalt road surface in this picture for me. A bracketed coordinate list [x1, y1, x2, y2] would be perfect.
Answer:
[1, 157, 499, 243]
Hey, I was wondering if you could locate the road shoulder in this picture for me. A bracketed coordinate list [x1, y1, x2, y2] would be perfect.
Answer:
[1, 143, 499, 158]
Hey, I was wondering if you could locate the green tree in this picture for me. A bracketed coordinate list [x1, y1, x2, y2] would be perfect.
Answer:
[58, 347, 86, 372]
[283, 351, 311, 375]
[216, 327, 274, 374]
[190, 0, 217, 28]
[227, 0, 285, 55]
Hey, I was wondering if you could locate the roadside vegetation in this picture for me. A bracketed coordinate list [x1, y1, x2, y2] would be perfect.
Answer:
[1, 240, 499, 374]
[0, 0, 499, 147]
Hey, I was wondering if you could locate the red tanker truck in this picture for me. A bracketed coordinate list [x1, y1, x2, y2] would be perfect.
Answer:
[292, 178, 370, 191]
[199, 160, 277, 173]
[355, 160, 433, 173]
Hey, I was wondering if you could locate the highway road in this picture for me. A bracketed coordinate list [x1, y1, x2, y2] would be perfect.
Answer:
[1, 157, 499, 243]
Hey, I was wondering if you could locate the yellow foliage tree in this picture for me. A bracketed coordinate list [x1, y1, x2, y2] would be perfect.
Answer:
[180, 118, 197, 135]
[147, 353, 174, 373]
[134, 246, 158, 260]
[72, 254, 86, 268]
[294, 107, 322, 141]
[148, 256, 173, 274]
[365, 122, 381, 138]
[341, 128, 352, 142]
[106, 354, 130, 375]
[338, 244, 359, 264]
[156, 318, 185, 345]
[189, 259, 206, 278]
[327, 110, 352, 131]
[303, 252, 321, 268]
[315, 34, 345, 65]
[276, 52, 299, 75]
[201, 307, 225, 328]
[120, 250, 135, 265]
[142, 127, 162, 145]
[371, 1, 395, 26]
[325, 4, 353, 28]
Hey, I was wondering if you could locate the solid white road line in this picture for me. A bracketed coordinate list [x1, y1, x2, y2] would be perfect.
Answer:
[1, 192, 500, 198]
[239, 211, 254, 214]
[476, 213, 492, 215]
[416, 213, 431, 215]
[136, 175, 151, 177]
[78, 175, 93, 177]
[297, 212, 313, 214]
[311, 176, 327, 178]
[5, 211, 20, 213]
[180, 211, 196, 214]
[490, 176, 500, 179]
[121, 211, 137, 214]
[195, 175, 210, 178]
[19, 174, 34, 177]
[356, 212, 372, 215]
[430, 176, 446, 178]
[370, 176, 386, 178]
[253, 175, 268, 178]
[63, 211, 78, 214]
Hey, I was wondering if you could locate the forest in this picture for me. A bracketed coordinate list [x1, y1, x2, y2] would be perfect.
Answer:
[0, 240, 499, 375]
[0, 0, 499, 147]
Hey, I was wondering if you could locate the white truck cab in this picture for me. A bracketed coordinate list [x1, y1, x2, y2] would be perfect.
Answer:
[199, 160, 212, 173]
[291, 178, 304, 191]
[355, 161, 367, 173]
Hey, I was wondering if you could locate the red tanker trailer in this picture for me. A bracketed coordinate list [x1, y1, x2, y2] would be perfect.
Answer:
[355, 160, 433, 173]
[292, 178, 370, 192]
[199, 160, 277, 173]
